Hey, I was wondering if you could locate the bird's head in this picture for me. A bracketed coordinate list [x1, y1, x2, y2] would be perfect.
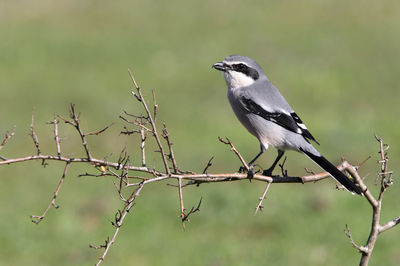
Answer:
[213, 55, 265, 89]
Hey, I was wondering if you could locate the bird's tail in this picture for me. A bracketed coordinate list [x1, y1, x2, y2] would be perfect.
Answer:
[301, 149, 362, 195]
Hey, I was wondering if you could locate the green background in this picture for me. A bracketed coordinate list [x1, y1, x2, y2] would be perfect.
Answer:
[0, 0, 399, 265]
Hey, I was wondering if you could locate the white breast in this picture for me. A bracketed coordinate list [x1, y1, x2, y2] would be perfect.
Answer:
[227, 88, 286, 151]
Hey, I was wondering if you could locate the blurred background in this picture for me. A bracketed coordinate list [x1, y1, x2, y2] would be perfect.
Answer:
[0, 0, 399, 265]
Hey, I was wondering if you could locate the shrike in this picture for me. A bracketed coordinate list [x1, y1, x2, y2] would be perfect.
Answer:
[213, 55, 362, 195]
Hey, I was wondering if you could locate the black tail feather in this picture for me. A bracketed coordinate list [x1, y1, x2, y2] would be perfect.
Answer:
[301, 149, 362, 195]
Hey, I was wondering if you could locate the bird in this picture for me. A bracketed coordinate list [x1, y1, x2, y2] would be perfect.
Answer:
[212, 55, 362, 195]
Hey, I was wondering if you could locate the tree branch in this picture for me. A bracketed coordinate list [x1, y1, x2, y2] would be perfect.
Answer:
[1, 71, 398, 266]
[343, 135, 398, 266]
[0, 126, 16, 152]
[128, 70, 170, 175]
[92, 183, 144, 266]
[30, 162, 70, 224]
[29, 113, 41, 155]
[254, 182, 272, 215]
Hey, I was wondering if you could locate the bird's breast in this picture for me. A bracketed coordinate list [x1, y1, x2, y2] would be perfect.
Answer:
[227, 89, 286, 150]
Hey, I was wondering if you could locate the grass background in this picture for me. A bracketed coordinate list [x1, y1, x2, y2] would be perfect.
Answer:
[0, 0, 399, 265]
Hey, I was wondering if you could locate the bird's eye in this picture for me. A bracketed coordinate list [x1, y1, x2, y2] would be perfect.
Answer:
[233, 63, 247, 72]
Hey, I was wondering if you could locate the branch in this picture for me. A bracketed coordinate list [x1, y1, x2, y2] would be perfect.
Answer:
[58, 104, 93, 160]
[0, 126, 16, 161]
[2, 71, 398, 266]
[344, 224, 368, 254]
[379, 216, 400, 234]
[46, 116, 61, 158]
[128, 70, 170, 175]
[254, 182, 272, 216]
[85, 123, 114, 136]
[140, 127, 147, 167]
[218, 137, 249, 170]
[202, 156, 214, 174]
[92, 183, 144, 266]
[162, 124, 179, 174]
[0, 126, 16, 152]
[343, 162, 377, 207]
[344, 135, 399, 266]
[181, 197, 202, 224]
[177, 177, 185, 229]
[30, 162, 70, 224]
[29, 113, 41, 155]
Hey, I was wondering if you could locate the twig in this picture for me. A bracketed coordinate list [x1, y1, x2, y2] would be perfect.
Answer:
[181, 197, 202, 223]
[92, 183, 144, 266]
[344, 163, 375, 205]
[344, 224, 368, 253]
[343, 135, 399, 266]
[29, 114, 41, 155]
[218, 137, 249, 170]
[117, 144, 128, 170]
[85, 123, 114, 136]
[379, 216, 400, 234]
[128, 69, 170, 175]
[0, 155, 160, 175]
[152, 90, 158, 122]
[0, 126, 16, 152]
[140, 127, 147, 167]
[202, 156, 214, 174]
[177, 177, 185, 229]
[30, 162, 70, 224]
[162, 124, 179, 173]
[254, 182, 272, 216]
[78, 172, 109, 178]
[58, 104, 92, 160]
[46, 116, 61, 157]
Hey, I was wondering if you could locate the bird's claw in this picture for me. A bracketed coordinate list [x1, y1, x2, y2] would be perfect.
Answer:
[262, 168, 273, 177]
[247, 165, 254, 181]
[238, 166, 246, 173]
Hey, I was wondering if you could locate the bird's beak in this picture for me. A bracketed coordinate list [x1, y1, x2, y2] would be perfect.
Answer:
[212, 62, 227, 71]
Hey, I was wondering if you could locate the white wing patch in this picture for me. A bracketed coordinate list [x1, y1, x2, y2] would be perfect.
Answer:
[297, 122, 307, 130]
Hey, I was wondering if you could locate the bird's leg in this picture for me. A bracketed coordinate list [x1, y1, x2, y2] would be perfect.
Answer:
[240, 150, 264, 179]
[262, 150, 285, 176]
[278, 156, 288, 177]
[248, 150, 263, 166]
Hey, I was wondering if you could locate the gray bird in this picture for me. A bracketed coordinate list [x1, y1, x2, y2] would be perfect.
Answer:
[213, 55, 362, 195]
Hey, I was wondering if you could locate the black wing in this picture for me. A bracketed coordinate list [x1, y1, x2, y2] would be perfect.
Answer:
[240, 97, 319, 145]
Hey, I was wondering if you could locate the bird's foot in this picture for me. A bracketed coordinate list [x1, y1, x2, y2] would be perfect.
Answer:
[238, 166, 246, 173]
[239, 165, 255, 180]
[247, 165, 254, 181]
[262, 168, 273, 177]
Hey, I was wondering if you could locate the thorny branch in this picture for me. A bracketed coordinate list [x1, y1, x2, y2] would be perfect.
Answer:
[218, 137, 249, 171]
[128, 69, 170, 175]
[181, 197, 202, 224]
[0, 72, 398, 266]
[46, 116, 61, 158]
[91, 183, 144, 266]
[29, 114, 41, 155]
[30, 162, 70, 224]
[343, 135, 398, 266]
[0, 126, 15, 160]
[0, 126, 15, 151]
[254, 182, 272, 216]
[202, 156, 214, 174]
[162, 124, 179, 174]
